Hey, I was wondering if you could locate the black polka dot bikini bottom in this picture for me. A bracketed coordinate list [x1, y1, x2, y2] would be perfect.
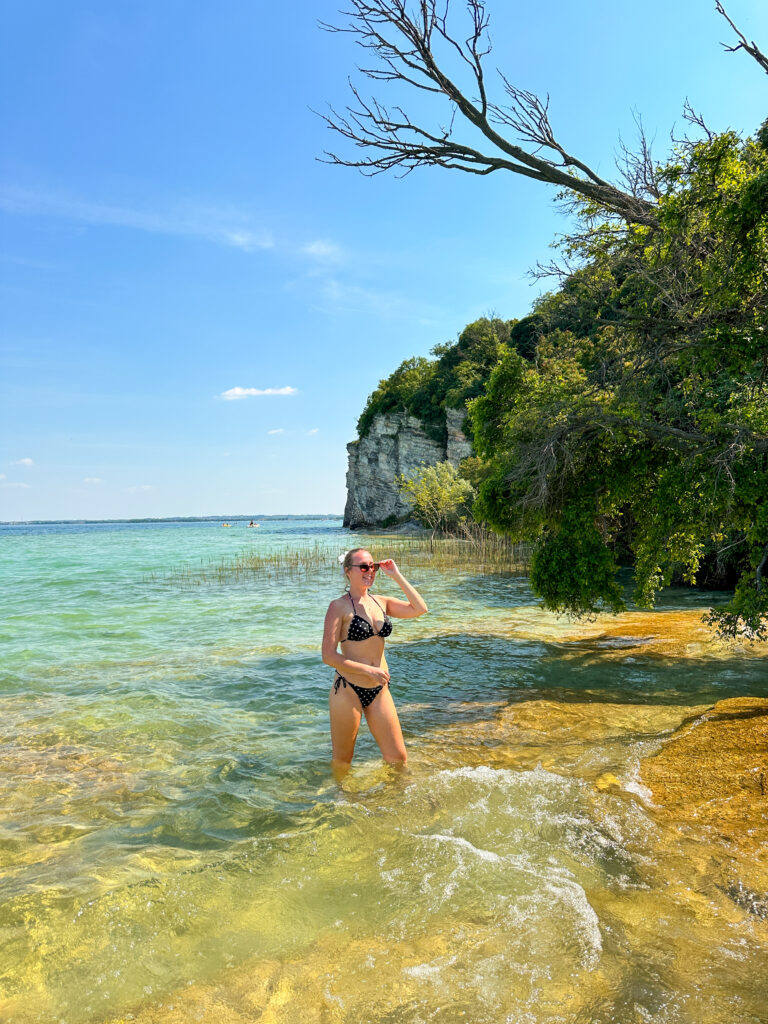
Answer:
[333, 672, 389, 709]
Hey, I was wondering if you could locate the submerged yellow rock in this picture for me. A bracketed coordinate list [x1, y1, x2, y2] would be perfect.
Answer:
[594, 772, 623, 792]
[641, 696, 768, 819]
[641, 695, 768, 899]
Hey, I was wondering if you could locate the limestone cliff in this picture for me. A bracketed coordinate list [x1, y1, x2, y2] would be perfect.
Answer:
[343, 407, 473, 529]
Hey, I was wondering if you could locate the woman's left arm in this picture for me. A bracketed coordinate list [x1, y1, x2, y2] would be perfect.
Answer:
[378, 559, 428, 618]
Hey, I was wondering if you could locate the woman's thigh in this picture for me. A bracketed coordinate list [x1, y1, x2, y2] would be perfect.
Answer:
[364, 685, 407, 764]
[329, 683, 362, 762]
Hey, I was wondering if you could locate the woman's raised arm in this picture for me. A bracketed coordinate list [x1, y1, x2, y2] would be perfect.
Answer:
[377, 559, 428, 618]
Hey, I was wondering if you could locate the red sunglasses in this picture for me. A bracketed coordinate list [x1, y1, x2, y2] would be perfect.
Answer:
[350, 562, 380, 572]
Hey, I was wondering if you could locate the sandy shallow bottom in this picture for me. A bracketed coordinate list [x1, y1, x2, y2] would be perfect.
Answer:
[92, 689, 767, 1024]
[2, 608, 767, 1024]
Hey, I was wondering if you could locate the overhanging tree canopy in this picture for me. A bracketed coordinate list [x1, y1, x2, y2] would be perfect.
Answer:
[323, 1, 768, 638]
[469, 128, 768, 638]
[320, 1, 766, 226]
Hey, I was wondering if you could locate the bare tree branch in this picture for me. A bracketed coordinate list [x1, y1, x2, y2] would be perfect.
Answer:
[716, 1, 768, 74]
[670, 99, 717, 150]
[319, 0, 659, 226]
[616, 112, 662, 201]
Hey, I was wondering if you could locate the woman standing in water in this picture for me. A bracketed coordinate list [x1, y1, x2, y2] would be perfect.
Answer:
[322, 548, 428, 775]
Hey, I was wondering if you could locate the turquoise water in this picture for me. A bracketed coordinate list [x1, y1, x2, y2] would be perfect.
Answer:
[1, 518, 767, 1023]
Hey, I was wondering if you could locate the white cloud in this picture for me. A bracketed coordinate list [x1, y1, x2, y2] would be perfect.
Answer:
[267, 428, 285, 435]
[307, 428, 319, 435]
[126, 484, 153, 493]
[0, 473, 5, 480]
[0, 186, 273, 252]
[83, 477, 102, 484]
[224, 230, 271, 251]
[3, 481, 31, 488]
[12, 457, 33, 466]
[302, 240, 342, 261]
[220, 386, 297, 400]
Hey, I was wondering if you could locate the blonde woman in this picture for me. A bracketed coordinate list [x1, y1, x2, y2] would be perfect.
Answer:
[322, 548, 428, 776]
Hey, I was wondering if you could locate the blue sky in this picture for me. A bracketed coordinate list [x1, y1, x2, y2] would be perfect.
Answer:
[1, 0, 766, 520]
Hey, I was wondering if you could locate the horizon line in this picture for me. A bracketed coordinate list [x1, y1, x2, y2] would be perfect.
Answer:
[1, 513, 343, 525]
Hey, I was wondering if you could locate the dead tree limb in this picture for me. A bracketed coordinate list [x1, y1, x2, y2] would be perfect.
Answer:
[716, 1, 768, 74]
[319, 0, 659, 226]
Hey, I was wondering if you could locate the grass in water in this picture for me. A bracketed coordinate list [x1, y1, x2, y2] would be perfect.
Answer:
[154, 529, 531, 587]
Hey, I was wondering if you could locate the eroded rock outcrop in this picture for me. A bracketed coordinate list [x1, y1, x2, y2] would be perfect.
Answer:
[343, 407, 472, 529]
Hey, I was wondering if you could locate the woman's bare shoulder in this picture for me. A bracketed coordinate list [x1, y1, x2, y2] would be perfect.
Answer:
[326, 595, 350, 615]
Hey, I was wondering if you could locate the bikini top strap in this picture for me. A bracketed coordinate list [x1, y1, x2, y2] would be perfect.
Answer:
[347, 592, 356, 615]
[370, 594, 388, 618]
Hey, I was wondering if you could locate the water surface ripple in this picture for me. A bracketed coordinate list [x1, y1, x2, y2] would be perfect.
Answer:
[1, 518, 766, 1023]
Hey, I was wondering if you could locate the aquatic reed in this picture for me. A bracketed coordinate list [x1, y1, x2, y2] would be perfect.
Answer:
[154, 528, 531, 588]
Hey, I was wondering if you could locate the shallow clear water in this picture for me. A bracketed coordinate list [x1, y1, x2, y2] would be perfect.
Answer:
[1, 518, 767, 1023]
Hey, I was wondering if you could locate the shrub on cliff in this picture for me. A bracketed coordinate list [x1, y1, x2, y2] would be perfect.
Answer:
[358, 317, 519, 442]
[357, 357, 436, 439]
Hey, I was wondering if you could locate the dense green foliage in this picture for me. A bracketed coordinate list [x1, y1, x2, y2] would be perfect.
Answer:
[397, 462, 475, 539]
[469, 126, 768, 639]
[352, 115, 768, 639]
[357, 318, 518, 441]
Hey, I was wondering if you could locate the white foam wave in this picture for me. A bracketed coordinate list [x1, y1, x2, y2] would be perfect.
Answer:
[402, 962, 447, 980]
[545, 874, 603, 965]
[418, 833, 502, 862]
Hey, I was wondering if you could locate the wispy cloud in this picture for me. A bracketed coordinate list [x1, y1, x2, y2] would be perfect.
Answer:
[126, 484, 153, 493]
[0, 186, 273, 252]
[220, 386, 297, 400]
[3, 481, 31, 488]
[83, 477, 102, 484]
[302, 239, 343, 262]
[314, 277, 418, 318]
[11, 457, 33, 466]
[267, 428, 285, 435]
[0, 474, 5, 480]
[307, 428, 319, 435]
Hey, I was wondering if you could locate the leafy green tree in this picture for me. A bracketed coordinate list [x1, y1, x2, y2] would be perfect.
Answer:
[358, 317, 515, 441]
[397, 462, 475, 544]
[357, 357, 436, 437]
[332, 0, 768, 638]
[469, 125, 768, 639]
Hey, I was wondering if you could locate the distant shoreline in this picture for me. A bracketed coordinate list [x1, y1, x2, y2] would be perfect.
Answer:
[0, 514, 343, 526]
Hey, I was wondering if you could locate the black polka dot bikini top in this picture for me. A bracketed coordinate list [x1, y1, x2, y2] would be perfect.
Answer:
[343, 592, 393, 642]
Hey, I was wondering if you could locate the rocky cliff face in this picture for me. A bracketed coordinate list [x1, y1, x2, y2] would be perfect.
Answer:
[343, 407, 473, 529]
